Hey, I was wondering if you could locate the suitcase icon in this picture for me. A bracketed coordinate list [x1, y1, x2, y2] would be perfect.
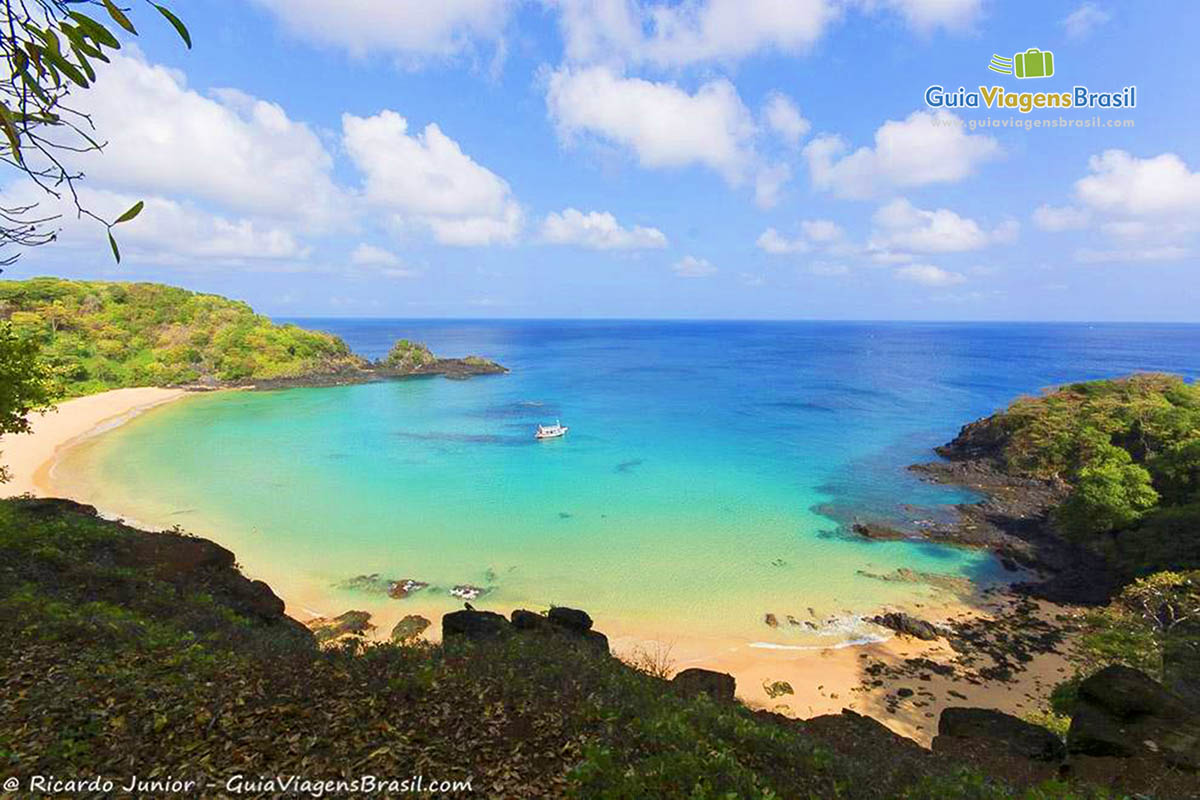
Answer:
[1014, 48, 1054, 79]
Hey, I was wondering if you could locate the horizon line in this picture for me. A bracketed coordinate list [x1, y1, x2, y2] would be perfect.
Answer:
[273, 315, 1200, 325]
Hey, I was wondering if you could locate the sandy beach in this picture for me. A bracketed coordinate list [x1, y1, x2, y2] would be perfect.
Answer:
[3, 386, 1074, 747]
[0, 387, 188, 498]
[295, 589, 1074, 746]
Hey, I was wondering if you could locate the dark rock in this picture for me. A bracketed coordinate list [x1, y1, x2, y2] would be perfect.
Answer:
[583, 629, 609, 654]
[547, 606, 593, 633]
[387, 578, 428, 599]
[871, 612, 941, 641]
[934, 707, 1065, 762]
[764, 613, 778, 627]
[442, 609, 510, 640]
[1068, 665, 1200, 769]
[510, 609, 550, 630]
[239, 579, 286, 619]
[390, 614, 431, 642]
[896, 688, 914, 698]
[852, 522, 909, 541]
[672, 668, 735, 702]
[307, 610, 374, 644]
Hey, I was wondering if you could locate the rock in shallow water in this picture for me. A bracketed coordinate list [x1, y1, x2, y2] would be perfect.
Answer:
[870, 612, 941, 641]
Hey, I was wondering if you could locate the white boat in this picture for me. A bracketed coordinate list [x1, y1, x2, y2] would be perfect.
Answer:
[535, 420, 568, 439]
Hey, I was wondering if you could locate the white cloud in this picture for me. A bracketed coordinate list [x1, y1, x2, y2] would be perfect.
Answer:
[540, 208, 668, 249]
[1039, 150, 1200, 263]
[804, 110, 1000, 199]
[349, 244, 419, 277]
[895, 264, 966, 286]
[71, 53, 346, 229]
[1032, 204, 1091, 231]
[863, 0, 982, 33]
[756, 227, 811, 255]
[351, 244, 402, 267]
[343, 110, 523, 246]
[763, 92, 810, 146]
[672, 255, 717, 277]
[252, 0, 513, 60]
[754, 163, 792, 209]
[546, 66, 756, 184]
[800, 219, 843, 243]
[554, 0, 839, 68]
[23, 186, 312, 266]
[869, 198, 1013, 254]
[1062, 3, 1112, 39]
[1075, 150, 1200, 218]
[757, 218, 843, 255]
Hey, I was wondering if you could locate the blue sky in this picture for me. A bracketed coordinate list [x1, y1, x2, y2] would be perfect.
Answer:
[7, 0, 1200, 320]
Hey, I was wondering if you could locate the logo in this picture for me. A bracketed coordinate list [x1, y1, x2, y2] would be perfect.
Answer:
[989, 48, 1055, 79]
[922, 46, 1136, 115]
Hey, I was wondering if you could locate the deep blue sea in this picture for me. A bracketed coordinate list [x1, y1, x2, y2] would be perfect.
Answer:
[58, 321, 1200, 647]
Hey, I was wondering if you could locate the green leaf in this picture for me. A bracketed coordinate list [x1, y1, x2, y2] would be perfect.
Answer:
[108, 231, 122, 263]
[67, 12, 122, 48]
[153, 5, 191, 49]
[42, 48, 89, 88]
[0, 103, 23, 165]
[102, 0, 138, 35]
[69, 45, 98, 83]
[114, 201, 144, 224]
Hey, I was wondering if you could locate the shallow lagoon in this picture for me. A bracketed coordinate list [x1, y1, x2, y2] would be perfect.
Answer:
[57, 321, 1200, 644]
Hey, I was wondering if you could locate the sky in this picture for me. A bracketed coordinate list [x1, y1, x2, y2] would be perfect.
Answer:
[5, 0, 1200, 321]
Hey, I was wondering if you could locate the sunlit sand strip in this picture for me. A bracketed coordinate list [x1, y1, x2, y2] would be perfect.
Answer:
[1, 387, 188, 498]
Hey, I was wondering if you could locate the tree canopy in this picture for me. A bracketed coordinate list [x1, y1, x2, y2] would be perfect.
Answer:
[0, 320, 57, 481]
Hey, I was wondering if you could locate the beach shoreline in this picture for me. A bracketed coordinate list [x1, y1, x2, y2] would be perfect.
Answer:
[1, 387, 190, 499]
[2, 386, 1076, 746]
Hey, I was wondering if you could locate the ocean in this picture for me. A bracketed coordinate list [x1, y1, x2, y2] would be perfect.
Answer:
[53, 320, 1200, 646]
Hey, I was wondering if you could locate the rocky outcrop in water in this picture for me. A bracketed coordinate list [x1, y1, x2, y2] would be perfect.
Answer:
[907, 427, 1120, 606]
[870, 612, 942, 641]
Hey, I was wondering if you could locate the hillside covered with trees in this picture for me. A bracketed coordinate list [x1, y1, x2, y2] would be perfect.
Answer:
[948, 373, 1200, 576]
[0, 278, 363, 396]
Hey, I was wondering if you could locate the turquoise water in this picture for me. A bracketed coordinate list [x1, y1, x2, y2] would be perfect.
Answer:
[56, 321, 1200, 644]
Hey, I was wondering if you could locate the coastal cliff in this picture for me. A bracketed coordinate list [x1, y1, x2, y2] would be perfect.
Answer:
[0, 277, 506, 395]
[1, 497, 1195, 797]
[902, 373, 1200, 604]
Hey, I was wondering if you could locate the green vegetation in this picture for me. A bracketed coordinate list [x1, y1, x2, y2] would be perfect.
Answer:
[383, 338, 437, 371]
[0, 277, 364, 395]
[0, 321, 59, 481]
[983, 374, 1200, 571]
[0, 498, 1113, 799]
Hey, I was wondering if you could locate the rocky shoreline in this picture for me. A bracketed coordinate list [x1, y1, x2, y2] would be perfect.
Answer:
[180, 353, 508, 392]
[846, 415, 1123, 607]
